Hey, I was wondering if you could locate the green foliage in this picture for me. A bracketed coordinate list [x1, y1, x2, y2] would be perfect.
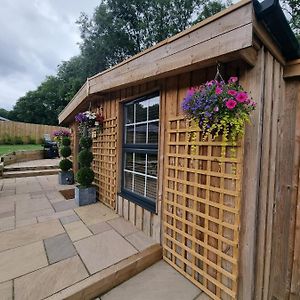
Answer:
[28, 137, 36, 144]
[79, 136, 92, 149]
[78, 149, 93, 167]
[62, 136, 71, 146]
[282, 0, 300, 40]
[0, 108, 10, 120]
[60, 146, 71, 158]
[59, 158, 73, 171]
[76, 167, 94, 187]
[14, 136, 24, 145]
[194, 0, 229, 23]
[1, 134, 13, 145]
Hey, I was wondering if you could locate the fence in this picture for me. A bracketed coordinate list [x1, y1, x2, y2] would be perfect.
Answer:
[0, 121, 68, 144]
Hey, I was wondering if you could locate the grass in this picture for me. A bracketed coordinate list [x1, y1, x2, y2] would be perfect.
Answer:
[0, 144, 43, 156]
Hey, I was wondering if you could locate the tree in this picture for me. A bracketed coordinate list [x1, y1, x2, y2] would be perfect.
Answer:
[0, 108, 10, 119]
[282, 0, 300, 40]
[194, 0, 229, 23]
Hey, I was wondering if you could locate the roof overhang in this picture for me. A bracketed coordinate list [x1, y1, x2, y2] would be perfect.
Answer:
[59, 0, 255, 125]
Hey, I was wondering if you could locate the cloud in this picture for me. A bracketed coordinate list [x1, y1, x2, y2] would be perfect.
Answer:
[0, 0, 100, 110]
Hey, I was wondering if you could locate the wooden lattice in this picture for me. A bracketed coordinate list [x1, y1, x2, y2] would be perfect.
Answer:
[92, 117, 117, 209]
[163, 116, 243, 300]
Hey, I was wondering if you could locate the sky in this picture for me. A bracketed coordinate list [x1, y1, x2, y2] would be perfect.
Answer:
[0, 0, 100, 110]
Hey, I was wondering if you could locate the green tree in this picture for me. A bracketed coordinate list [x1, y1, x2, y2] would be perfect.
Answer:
[0, 108, 10, 119]
[282, 0, 300, 40]
[194, 0, 230, 23]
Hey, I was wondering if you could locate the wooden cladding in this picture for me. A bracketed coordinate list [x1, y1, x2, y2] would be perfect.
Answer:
[163, 116, 242, 300]
[92, 117, 117, 209]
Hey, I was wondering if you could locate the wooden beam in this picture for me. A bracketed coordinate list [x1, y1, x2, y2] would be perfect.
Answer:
[45, 244, 162, 300]
[283, 59, 300, 78]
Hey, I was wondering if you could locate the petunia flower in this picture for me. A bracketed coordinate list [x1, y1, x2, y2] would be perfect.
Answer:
[215, 87, 223, 95]
[225, 99, 237, 110]
[236, 92, 248, 103]
[214, 106, 219, 112]
[228, 76, 238, 83]
[227, 89, 237, 96]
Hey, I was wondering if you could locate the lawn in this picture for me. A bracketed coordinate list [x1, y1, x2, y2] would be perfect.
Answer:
[0, 144, 43, 156]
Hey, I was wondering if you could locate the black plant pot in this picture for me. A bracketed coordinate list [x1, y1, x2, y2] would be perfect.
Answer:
[74, 185, 96, 206]
[58, 170, 74, 185]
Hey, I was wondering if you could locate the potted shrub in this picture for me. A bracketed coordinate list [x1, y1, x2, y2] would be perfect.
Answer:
[74, 136, 96, 206]
[58, 136, 74, 185]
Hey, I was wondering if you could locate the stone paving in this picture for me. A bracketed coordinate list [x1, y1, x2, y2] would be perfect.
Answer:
[5, 158, 60, 168]
[0, 174, 158, 299]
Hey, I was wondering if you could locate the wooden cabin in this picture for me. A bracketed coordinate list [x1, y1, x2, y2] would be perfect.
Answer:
[59, 0, 300, 299]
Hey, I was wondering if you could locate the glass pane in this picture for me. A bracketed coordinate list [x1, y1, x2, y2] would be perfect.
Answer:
[124, 171, 133, 191]
[126, 104, 134, 124]
[148, 121, 159, 143]
[135, 153, 146, 174]
[146, 177, 157, 201]
[148, 97, 159, 120]
[125, 125, 134, 143]
[147, 153, 158, 177]
[125, 152, 134, 171]
[135, 124, 147, 143]
[135, 101, 147, 123]
[134, 174, 145, 197]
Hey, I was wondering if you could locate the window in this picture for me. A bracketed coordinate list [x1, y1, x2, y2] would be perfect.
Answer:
[121, 92, 159, 212]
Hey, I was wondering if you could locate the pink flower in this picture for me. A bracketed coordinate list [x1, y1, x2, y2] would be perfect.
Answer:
[236, 92, 248, 103]
[215, 87, 223, 95]
[228, 76, 238, 83]
[228, 89, 237, 96]
[207, 80, 215, 87]
[250, 101, 257, 107]
[214, 106, 219, 112]
[226, 99, 237, 110]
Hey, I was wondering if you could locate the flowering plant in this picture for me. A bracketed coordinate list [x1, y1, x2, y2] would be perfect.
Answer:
[75, 109, 104, 137]
[182, 76, 256, 142]
[53, 129, 71, 145]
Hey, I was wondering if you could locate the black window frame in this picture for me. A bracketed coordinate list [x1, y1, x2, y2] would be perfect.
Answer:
[120, 91, 160, 213]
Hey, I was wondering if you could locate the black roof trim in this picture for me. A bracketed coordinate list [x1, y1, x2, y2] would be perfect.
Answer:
[254, 0, 300, 60]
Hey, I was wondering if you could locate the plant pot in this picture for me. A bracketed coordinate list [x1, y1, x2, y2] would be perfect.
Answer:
[58, 171, 74, 185]
[75, 185, 97, 206]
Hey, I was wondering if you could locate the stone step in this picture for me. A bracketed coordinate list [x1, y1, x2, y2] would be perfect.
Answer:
[4, 165, 59, 172]
[3, 169, 60, 178]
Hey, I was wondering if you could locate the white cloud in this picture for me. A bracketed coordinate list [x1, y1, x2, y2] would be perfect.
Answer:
[0, 0, 100, 110]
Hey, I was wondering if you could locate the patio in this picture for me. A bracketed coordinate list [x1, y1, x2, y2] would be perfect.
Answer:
[0, 174, 162, 299]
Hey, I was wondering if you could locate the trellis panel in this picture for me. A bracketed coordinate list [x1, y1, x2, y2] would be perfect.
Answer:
[163, 116, 243, 300]
[92, 117, 117, 209]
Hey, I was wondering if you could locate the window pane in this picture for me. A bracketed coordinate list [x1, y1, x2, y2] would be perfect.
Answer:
[135, 124, 147, 143]
[146, 177, 157, 200]
[124, 171, 133, 191]
[135, 101, 147, 123]
[147, 153, 158, 177]
[135, 153, 146, 174]
[125, 152, 134, 171]
[148, 122, 159, 143]
[126, 104, 134, 124]
[148, 97, 159, 120]
[134, 174, 145, 197]
[125, 125, 134, 143]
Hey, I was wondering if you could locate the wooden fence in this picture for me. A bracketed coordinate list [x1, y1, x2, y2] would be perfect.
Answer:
[0, 121, 68, 144]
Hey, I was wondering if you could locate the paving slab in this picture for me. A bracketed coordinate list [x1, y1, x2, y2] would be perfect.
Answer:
[59, 214, 80, 225]
[16, 217, 37, 228]
[74, 229, 138, 274]
[125, 231, 157, 251]
[52, 200, 78, 212]
[101, 261, 201, 300]
[0, 241, 48, 283]
[0, 200, 14, 215]
[0, 216, 15, 232]
[63, 220, 92, 242]
[37, 209, 75, 223]
[88, 221, 112, 235]
[107, 217, 138, 237]
[0, 280, 13, 300]
[0, 219, 64, 252]
[74, 203, 118, 226]
[44, 233, 77, 264]
[14, 255, 88, 300]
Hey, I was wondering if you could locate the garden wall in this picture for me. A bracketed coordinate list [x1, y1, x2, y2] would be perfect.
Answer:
[0, 121, 68, 144]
